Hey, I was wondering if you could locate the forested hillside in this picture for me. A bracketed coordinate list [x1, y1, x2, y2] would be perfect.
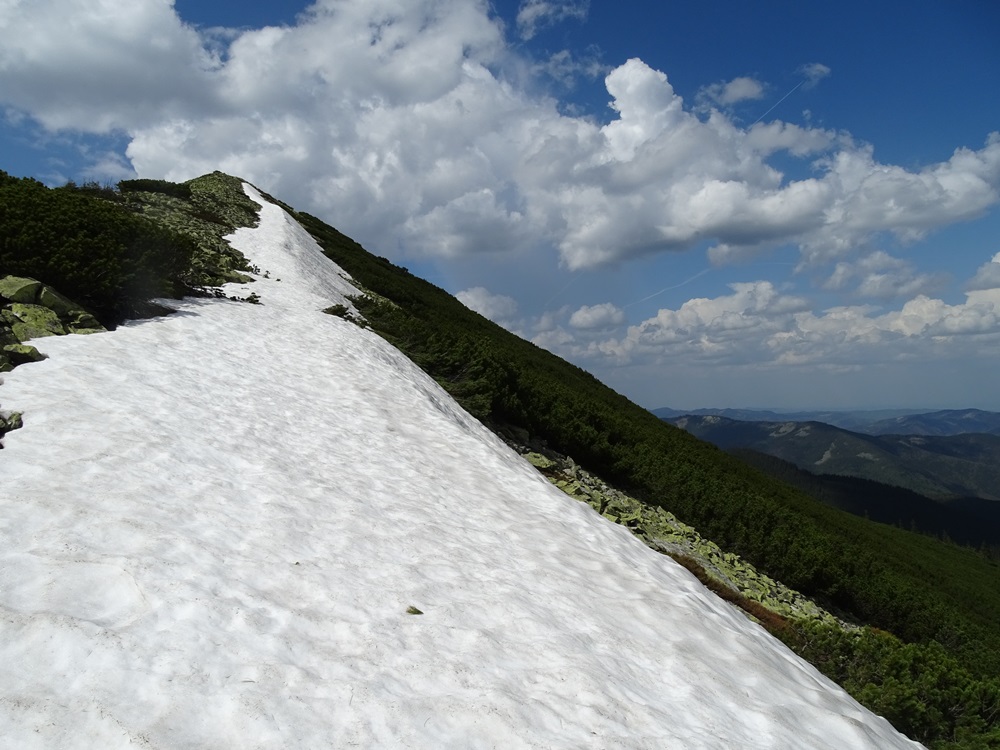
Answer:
[3, 172, 999, 748]
[730, 449, 1000, 551]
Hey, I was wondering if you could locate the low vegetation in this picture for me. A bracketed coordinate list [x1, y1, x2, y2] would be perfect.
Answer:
[0, 171, 195, 323]
[0, 170, 261, 325]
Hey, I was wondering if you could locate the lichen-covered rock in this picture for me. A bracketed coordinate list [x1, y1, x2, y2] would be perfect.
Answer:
[0, 276, 42, 303]
[7, 303, 67, 339]
[0, 278, 106, 374]
[523, 452, 557, 470]
[0, 323, 19, 348]
[0, 406, 25, 445]
[3, 343, 47, 365]
[0, 410, 23, 432]
[511, 438, 842, 628]
[65, 310, 104, 334]
[37, 285, 81, 317]
[1, 275, 106, 334]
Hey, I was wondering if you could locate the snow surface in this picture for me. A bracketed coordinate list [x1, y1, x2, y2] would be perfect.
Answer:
[0, 185, 922, 749]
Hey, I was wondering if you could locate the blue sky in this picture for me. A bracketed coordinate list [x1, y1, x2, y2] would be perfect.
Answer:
[2, 1, 999, 410]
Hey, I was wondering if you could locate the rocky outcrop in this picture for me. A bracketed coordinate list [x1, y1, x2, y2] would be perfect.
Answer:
[515, 443, 840, 628]
[0, 275, 106, 373]
[0, 275, 107, 444]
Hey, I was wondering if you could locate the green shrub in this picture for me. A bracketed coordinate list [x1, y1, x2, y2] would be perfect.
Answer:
[785, 621, 1000, 748]
[119, 178, 193, 200]
[1, 171, 195, 323]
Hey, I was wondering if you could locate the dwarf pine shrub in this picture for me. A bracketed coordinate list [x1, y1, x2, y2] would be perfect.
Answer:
[1, 171, 195, 323]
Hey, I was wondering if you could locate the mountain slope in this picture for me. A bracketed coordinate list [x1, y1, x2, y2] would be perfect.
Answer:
[298, 208, 1000, 642]
[291, 194, 1000, 747]
[665, 414, 1000, 500]
[0, 185, 921, 748]
[730, 449, 1000, 549]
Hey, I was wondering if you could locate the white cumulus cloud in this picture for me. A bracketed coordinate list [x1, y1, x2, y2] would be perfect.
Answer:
[569, 267, 1000, 371]
[0, 0, 219, 132]
[824, 251, 946, 299]
[967, 251, 1000, 291]
[799, 62, 832, 89]
[699, 76, 766, 107]
[569, 302, 625, 329]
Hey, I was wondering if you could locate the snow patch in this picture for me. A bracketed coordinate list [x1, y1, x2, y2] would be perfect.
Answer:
[816, 443, 836, 465]
[770, 421, 797, 437]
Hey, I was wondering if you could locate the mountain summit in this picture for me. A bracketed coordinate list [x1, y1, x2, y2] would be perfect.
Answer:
[0, 184, 921, 748]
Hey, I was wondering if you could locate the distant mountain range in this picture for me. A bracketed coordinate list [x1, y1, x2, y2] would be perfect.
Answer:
[660, 414, 1000, 501]
[652, 407, 1000, 436]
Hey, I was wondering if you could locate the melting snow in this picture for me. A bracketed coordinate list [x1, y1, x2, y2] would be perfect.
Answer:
[0, 186, 921, 748]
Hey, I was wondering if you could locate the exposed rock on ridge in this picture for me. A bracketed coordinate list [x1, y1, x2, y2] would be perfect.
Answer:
[0, 274, 106, 443]
[514, 442, 840, 627]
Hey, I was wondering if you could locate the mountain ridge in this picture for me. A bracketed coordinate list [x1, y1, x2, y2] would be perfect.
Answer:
[663, 413, 1000, 501]
[4, 171, 1000, 747]
[653, 406, 1000, 435]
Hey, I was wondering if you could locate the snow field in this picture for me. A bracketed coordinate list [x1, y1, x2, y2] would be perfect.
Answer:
[0, 186, 922, 748]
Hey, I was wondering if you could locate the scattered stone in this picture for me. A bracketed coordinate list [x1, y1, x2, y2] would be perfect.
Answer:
[0, 407, 24, 445]
[0, 323, 19, 348]
[37, 285, 83, 317]
[0, 411, 23, 432]
[523, 452, 556, 470]
[65, 311, 104, 333]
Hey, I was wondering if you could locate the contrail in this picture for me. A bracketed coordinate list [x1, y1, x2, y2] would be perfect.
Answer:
[751, 80, 805, 126]
[624, 268, 712, 308]
[542, 275, 578, 308]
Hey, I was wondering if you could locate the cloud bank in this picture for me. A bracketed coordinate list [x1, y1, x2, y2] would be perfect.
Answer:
[556, 273, 1000, 373]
